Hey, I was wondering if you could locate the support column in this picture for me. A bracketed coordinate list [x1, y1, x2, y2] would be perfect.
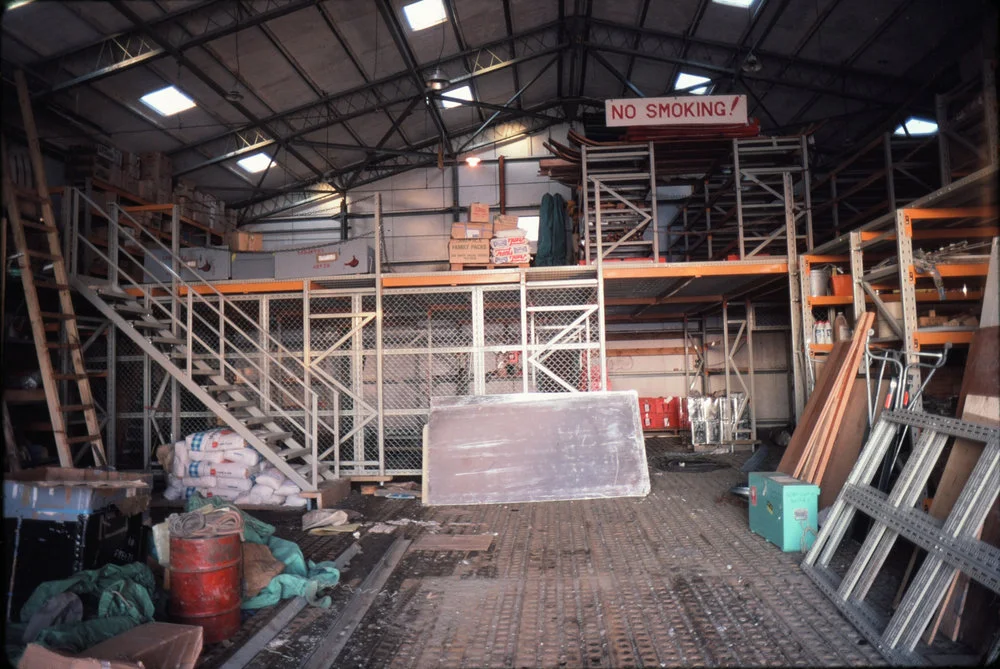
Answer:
[785, 173, 806, 421]
[895, 209, 921, 401]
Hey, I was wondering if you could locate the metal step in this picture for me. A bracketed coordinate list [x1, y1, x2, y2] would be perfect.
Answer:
[190, 368, 221, 376]
[221, 400, 255, 409]
[114, 302, 152, 315]
[240, 416, 277, 426]
[149, 336, 184, 346]
[203, 384, 243, 393]
[130, 320, 172, 330]
[257, 431, 293, 442]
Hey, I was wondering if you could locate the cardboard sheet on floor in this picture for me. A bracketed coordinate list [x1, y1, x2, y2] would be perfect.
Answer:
[423, 391, 649, 505]
[18, 622, 202, 669]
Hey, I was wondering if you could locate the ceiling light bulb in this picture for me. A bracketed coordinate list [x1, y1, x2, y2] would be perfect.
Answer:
[465, 156, 481, 167]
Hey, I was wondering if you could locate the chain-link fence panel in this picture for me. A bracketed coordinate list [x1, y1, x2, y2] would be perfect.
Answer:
[525, 282, 603, 393]
[107, 274, 606, 478]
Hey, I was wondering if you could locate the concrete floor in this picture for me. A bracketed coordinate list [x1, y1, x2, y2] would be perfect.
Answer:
[206, 440, 886, 668]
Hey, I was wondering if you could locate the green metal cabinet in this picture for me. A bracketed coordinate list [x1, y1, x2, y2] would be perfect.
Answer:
[748, 472, 820, 552]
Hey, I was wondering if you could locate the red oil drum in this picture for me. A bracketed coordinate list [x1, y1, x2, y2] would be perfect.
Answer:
[169, 534, 242, 643]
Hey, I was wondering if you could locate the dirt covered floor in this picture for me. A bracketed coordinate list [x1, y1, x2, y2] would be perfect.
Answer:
[201, 438, 887, 668]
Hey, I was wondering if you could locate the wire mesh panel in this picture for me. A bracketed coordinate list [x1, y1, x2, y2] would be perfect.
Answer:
[525, 281, 603, 393]
[381, 288, 475, 474]
[98, 271, 606, 477]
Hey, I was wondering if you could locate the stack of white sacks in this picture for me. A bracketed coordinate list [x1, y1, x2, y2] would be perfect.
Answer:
[163, 428, 308, 507]
[490, 228, 531, 264]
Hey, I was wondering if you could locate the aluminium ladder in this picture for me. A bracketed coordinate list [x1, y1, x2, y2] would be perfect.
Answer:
[1, 72, 106, 466]
[801, 409, 1000, 665]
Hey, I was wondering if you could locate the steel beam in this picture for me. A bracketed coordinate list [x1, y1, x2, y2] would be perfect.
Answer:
[583, 19, 917, 106]
[168, 25, 564, 174]
[35, 0, 321, 97]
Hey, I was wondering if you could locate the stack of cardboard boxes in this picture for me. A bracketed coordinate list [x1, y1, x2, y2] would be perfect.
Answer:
[448, 205, 531, 267]
[490, 214, 530, 265]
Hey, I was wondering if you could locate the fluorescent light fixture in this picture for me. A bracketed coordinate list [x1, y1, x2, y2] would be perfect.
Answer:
[675, 73, 711, 95]
[893, 117, 938, 136]
[237, 152, 276, 173]
[403, 0, 447, 31]
[441, 84, 474, 109]
[465, 156, 481, 167]
[518, 216, 540, 242]
[140, 85, 196, 116]
[713, 0, 755, 7]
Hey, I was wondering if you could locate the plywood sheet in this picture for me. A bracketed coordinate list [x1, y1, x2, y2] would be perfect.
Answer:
[423, 391, 650, 506]
[411, 534, 495, 552]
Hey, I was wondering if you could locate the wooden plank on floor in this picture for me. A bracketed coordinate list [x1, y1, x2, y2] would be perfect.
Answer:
[411, 533, 494, 552]
[301, 538, 411, 669]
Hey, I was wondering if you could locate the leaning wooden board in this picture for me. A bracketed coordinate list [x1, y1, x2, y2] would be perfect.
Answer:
[800, 312, 876, 484]
[423, 391, 650, 506]
[925, 238, 999, 647]
[817, 377, 891, 509]
[777, 342, 850, 475]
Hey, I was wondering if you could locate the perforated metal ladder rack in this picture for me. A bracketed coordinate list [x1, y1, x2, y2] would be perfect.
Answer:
[801, 409, 1000, 665]
[66, 188, 330, 491]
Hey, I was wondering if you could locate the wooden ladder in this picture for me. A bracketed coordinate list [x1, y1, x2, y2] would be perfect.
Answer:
[1, 70, 106, 467]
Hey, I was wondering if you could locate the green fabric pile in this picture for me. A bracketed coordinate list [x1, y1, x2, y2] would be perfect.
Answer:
[6, 562, 157, 664]
[185, 494, 340, 609]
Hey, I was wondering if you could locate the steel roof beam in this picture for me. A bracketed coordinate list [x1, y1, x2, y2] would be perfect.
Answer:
[168, 28, 565, 176]
[501, 0, 523, 110]
[109, 0, 329, 185]
[375, 0, 453, 157]
[618, 0, 652, 98]
[442, 0, 487, 125]
[34, 0, 322, 98]
[780, 0, 917, 128]
[234, 102, 566, 219]
[584, 18, 918, 105]
[315, 2, 412, 149]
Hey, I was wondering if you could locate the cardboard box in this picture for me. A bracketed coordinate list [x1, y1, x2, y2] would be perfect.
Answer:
[448, 239, 491, 264]
[227, 230, 263, 252]
[139, 151, 172, 183]
[450, 222, 493, 239]
[469, 202, 490, 223]
[19, 622, 203, 669]
[273, 239, 373, 279]
[492, 214, 519, 233]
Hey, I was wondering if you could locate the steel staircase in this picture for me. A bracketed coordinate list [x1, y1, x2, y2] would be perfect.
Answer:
[66, 190, 330, 491]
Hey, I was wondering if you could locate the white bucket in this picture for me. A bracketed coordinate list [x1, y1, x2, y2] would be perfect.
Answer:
[809, 268, 831, 296]
[877, 301, 904, 339]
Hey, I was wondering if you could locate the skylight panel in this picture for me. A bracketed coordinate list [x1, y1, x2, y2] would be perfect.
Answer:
[713, 0, 755, 7]
[893, 117, 938, 136]
[403, 0, 447, 31]
[441, 85, 474, 109]
[140, 85, 196, 116]
[237, 152, 276, 173]
[675, 73, 712, 95]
